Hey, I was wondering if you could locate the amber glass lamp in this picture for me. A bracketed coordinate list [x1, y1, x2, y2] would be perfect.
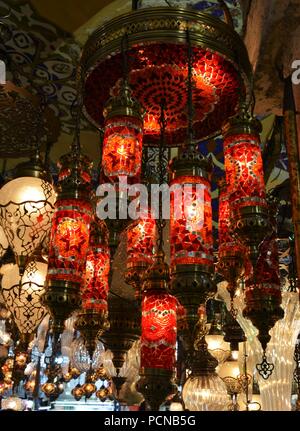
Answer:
[43, 153, 93, 335]
[102, 81, 144, 182]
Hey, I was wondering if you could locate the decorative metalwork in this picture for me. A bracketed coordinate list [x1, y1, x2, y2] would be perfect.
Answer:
[81, 6, 252, 145]
[256, 352, 275, 380]
[101, 297, 141, 375]
[0, 173, 55, 271]
[43, 150, 93, 334]
[0, 82, 60, 158]
[1, 258, 48, 335]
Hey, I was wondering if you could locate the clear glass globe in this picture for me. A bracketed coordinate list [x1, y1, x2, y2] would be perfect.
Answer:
[71, 337, 105, 373]
[182, 373, 229, 411]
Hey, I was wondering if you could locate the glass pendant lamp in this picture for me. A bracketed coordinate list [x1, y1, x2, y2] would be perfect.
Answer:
[0, 154, 55, 274]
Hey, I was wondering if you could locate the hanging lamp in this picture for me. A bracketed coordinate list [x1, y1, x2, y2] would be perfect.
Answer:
[136, 99, 178, 411]
[1, 251, 48, 349]
[182, 309, 229, 411]
[217, 178, 245, 315]
[42, 86, 93, 337]
[242, 197, 284, 378]
[125, 208, 156, 301]
[0, 96, 56, 275]
[169, 30, 216, 353]
[75, 214, 110, 359]
[102, 35, 144, 182]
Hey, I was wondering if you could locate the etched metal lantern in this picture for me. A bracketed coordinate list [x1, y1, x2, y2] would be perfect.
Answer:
[1, 257, 47, 340]
[0, 155, 55, 273]
[102, 82, 144, 181]
[136, 252, 178, 411]
[124, 210, 156, 300]
[169, 148, 216, 351]
[43, 153, 93, 334]
[217, 179, 246, 313]
[75, 217, 110, 358]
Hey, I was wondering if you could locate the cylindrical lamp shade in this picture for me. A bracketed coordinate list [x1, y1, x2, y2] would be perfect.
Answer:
[102, 115, 143, 180]
[1, 260, 47, 334]
[170, 176, 213, 267]
[46, 199, 93, 287]
[81, 218, 110, 312]
[0, 177, 55, 261]
[127, 215, 156, 267]
[141, 293, 178, 370]
[223, 133, 266, 210]
[182, 374, 229, 411]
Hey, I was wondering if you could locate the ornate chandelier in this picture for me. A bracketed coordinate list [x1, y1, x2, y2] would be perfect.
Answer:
[0, 2, 298, 413]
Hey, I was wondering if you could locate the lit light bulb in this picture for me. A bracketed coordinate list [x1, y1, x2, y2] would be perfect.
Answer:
[231, 350, 239, 361]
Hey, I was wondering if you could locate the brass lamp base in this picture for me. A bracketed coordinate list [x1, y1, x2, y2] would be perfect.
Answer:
[136, 368, 177, 411]
[171, 264, 216, 352]
[42, 280, 82, 335]
[75, 309, 110, 358]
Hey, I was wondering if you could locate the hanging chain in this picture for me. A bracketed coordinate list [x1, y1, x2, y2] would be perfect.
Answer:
[71, 72, 84, 157]
[186, 29, 194, 148]
[156, 101, 167, 254]
[121, 33, 129, 89]
[34, 89, 47, 158]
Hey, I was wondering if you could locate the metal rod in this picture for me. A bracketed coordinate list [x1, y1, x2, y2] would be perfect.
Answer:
[186, 29, 194, 147]
[121, 34, 129, 89]
[157, 102, 167, 254]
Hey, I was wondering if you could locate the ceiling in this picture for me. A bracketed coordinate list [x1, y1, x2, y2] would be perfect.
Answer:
[30, 0, 114, 34]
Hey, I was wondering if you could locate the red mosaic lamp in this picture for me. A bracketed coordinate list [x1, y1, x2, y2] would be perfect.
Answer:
[222, 107, 270, 267]
[124, 210, 156, 300]
[169, 148, 216, 348]
[136, 250, 178, 411]
[75, 216, 110, 359]
[43, 152, 93, 336]
[102, 45, 144, 183]
[169, 31, 216, 352]
[222, 110, 283, 377]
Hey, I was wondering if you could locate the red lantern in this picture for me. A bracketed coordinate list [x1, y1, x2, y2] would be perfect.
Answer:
[217, 180, 246, 308]
[169, 150, 216, 350]
[44, 154, 93, 332]
[141, 292, 178, 370]
[102, 83, 144, 182]
[223, 116, 266, 212]
[127, 211, 156, 266]
[82, 218, 110, 312]
[125, 210, 156, 299]
[46, 199, 92, 285]
[170, 175, 213, 268]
